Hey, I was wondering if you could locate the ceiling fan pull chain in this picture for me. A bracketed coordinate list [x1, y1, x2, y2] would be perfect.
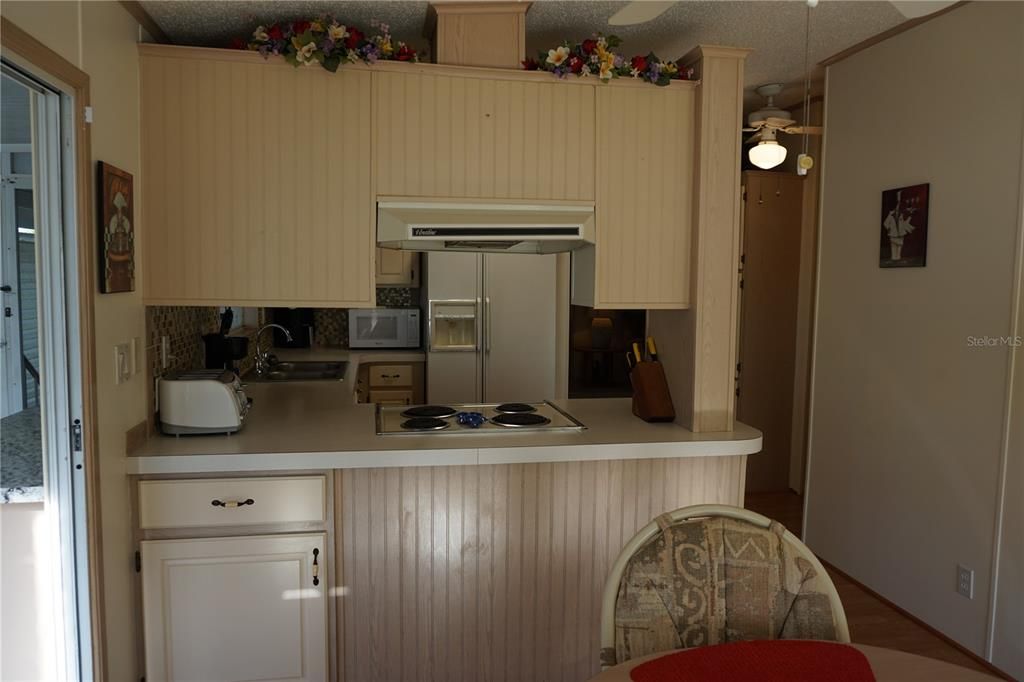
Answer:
[802, 3, 813, 158]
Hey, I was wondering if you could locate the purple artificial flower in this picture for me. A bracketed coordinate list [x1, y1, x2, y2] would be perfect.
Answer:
[613, 54, 624, 68]
[258, 44, 272, 58]
[321, 38, 335, 53]
[361, 44, 379, 63]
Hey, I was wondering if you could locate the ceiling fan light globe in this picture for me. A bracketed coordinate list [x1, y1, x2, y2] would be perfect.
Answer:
[749, 140, 787, 169]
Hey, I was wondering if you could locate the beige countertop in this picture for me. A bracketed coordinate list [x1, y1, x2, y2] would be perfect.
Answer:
[130, 378, 761, 474]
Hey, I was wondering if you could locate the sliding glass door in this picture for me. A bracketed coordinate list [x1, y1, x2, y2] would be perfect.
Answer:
[1, 61, 90, 682]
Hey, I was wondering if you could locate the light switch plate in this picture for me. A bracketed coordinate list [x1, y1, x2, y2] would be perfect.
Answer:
[114, 343, 131, 385]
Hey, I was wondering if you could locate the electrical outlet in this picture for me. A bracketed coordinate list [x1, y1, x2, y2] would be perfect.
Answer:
[956, 564, 974, 599]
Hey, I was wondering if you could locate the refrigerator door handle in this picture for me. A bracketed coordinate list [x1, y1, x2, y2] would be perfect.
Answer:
[485, 296, 491, 354]
[476, 297, 482, 353]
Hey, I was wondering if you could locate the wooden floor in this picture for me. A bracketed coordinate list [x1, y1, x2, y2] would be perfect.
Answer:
[745, 491, 1005, 679]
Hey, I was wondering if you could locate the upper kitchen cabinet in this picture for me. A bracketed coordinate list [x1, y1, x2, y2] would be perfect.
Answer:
[140, 46, 375, 307]
[375, 247, 420, 287]
[374, 70, 595, 201]
[573, 83, 697, 309]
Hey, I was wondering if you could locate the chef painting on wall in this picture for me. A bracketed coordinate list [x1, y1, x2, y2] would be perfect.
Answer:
[880, 183, 929, 268]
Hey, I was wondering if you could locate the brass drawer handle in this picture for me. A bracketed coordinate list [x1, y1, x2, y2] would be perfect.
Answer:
[210, 498, 254, 508]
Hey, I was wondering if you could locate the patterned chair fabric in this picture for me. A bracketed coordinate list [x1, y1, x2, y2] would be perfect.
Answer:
[600, 514, 843, 668]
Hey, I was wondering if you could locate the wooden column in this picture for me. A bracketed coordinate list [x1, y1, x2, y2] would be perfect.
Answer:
[429, 2, 530, 69]
[648, 46, 750, 432]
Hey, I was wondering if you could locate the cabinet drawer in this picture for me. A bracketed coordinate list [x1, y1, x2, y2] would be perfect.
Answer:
[138, 476, 326, 530]
[370, 389, 414, 405]
[368, 364, 412, 387]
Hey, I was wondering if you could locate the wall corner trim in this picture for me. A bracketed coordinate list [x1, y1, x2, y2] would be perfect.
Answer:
[118, 1, 170, 44]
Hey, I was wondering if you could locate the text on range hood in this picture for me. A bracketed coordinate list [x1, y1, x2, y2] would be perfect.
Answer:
[377, 200, 595, 254]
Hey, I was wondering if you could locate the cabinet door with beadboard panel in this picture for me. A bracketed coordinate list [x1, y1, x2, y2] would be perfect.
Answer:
[594, 84, 696, 308]
[374, 71, 596, 201]
[140, 52, 375, 307]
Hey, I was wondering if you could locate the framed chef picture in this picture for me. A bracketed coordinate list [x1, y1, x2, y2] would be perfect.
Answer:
[98, 162, 135, 292]
[880, 183, 929, 268]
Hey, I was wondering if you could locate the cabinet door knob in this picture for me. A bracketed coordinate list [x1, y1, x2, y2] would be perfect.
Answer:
[210, 498, 254, 508]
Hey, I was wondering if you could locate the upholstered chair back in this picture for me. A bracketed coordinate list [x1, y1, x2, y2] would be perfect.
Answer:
[599, 505, 850, 669]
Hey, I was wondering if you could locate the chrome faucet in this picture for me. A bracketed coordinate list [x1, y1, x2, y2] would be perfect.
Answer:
[254, 324, 293, 375]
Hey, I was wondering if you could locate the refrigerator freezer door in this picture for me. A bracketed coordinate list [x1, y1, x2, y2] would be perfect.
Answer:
[483, 253, 558, 403]
[426, 252, 483, 404]
[426, 350, 480, 404]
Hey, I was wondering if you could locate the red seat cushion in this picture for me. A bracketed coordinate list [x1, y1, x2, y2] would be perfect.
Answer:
[630, 640, 876, 682]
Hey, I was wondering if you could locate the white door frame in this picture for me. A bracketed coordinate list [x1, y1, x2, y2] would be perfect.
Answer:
[2, 60, 91, 682]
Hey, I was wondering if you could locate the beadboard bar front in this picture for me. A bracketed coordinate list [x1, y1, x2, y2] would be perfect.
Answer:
[334, 455, 746, 682]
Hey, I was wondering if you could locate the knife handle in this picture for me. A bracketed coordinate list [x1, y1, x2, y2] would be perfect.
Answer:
[647, 337, 658, 362]
[632, 341, 643, 365]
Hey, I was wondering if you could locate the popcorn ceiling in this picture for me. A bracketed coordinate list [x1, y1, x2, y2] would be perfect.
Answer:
[140, 0, 905, 107]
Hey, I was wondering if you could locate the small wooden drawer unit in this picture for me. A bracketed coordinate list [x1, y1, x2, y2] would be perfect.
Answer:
[369, 388, 415, 405]
[368, 364, 412, 387]
[138, 476, 326, 530]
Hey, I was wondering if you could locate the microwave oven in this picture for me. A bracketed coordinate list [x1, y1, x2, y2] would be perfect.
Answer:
[348, 307, 421, 349]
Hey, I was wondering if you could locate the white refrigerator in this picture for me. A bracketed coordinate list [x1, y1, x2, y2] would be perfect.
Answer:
[425, 252, 557, 405]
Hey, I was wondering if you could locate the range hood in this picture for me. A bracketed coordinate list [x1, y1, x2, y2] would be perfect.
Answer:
[377, 200, 595, 254]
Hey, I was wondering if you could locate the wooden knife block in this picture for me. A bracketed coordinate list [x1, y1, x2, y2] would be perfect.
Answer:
[630, 361, 676, 423]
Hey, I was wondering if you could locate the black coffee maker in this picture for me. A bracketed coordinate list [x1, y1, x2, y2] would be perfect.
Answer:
[267, 308, 314, 348]
[203, 309, 250, 373]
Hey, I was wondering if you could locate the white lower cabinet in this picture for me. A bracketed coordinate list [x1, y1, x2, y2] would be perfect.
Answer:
[141, 533, 327, 682]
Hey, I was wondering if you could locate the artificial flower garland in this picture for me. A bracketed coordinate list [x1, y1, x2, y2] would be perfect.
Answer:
[523, 35, 692, 86]
[236, 18, 418, 72]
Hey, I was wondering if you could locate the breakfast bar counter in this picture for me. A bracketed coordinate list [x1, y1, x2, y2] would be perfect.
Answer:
[129, 380, 761, 682]
[128, 381, 761, 474]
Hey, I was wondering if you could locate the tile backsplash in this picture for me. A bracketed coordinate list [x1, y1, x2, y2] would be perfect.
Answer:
[145, 287, 419, 388]
[311, 287, 418, 347]
[145, 306, 265, 380]
[376, 287, 416, 307]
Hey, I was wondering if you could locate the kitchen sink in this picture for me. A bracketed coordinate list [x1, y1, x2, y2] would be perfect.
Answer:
[244, 360, 348, 382]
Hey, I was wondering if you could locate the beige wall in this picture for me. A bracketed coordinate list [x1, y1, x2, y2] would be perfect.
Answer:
[805, 2, 1023, 677]
[0, 1, 147, 679]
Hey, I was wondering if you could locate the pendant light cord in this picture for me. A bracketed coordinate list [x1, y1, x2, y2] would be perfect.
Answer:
[802, 3, 812, 157]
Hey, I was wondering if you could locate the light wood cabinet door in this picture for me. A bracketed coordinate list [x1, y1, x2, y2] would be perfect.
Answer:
[141, 533, 327, 682]
[375, 248, 419, 286]
[578, 84, 696, 308]
[374, 71, 596, 201]
[141, 52, 375, 307]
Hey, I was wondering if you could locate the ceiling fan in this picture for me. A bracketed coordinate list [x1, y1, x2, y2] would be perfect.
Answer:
[743, 83, 823, 169]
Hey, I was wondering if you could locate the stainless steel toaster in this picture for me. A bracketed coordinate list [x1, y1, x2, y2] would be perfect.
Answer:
[158, 370, 251, 435]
